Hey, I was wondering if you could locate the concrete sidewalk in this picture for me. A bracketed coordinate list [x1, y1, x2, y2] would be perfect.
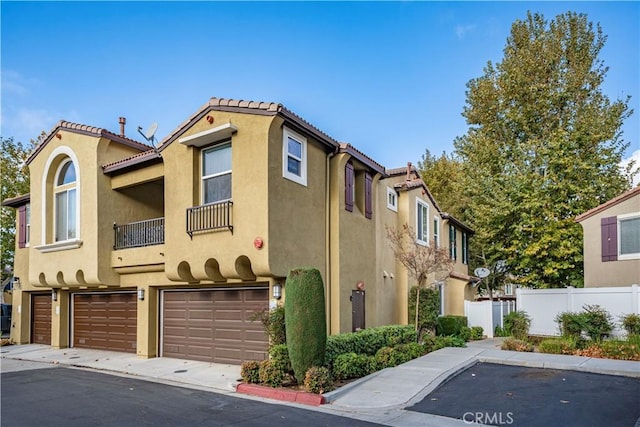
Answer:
[2, 339, 639, 426]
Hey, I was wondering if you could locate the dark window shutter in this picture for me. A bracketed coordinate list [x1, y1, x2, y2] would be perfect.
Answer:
[345, 162, 354, 212]
[601, 216, 618, 262]
[364, 172, 373, 219]
[18, 205, 27, 249]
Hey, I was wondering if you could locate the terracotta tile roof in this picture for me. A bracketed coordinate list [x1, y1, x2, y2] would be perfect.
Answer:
[26, 120, 150, 165]
[339, 143, 385, 175]
[102, 149, 162, 175]
[575, 186, 640, 222]
[441, 212, 475, 234]
[1, 193, 30, 208]
[450, 271, 477, 282]
[386, 164, 418, 177]
[158, 97, 340, 151]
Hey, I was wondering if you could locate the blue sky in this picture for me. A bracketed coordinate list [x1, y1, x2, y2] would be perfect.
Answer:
[1, 1, 638, 172]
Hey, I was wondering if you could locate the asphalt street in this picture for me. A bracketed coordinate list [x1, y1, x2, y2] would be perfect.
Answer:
[1, 363, 382, 427]
[408, 362, 640, 427]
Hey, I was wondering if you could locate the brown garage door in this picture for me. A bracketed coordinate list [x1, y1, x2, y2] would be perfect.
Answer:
[162, 288, 268, 364]
[31, 294, 52, 344]
[73, 293, 137, 353]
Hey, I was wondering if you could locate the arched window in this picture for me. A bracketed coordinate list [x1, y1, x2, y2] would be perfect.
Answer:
[54, 159, 77, 241]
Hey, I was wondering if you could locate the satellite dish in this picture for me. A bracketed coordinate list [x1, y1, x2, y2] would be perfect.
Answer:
[474, 267, 490, 278]
[144, 123, 158, 141]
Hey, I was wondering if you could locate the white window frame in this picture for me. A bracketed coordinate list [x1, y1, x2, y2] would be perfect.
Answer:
[433, 216, 440, 247]
[282, 127, 307, 186]
[386, 187, 397, 212]
[618, 212, 640, 260]
[201, 141, 232, 205]
[53, 159, 77, 242]
[416, 199, 429, 246]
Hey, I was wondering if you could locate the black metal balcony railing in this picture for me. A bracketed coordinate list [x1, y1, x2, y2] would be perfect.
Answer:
[187, 200, 233, 238]
[113, 217, 165, 250]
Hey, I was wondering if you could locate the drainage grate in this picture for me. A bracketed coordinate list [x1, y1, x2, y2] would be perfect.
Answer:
[69, 356, 80, 359]
[174, 369, 188, 373]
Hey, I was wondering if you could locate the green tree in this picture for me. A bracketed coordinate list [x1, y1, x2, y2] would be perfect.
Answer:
[1, 137, 33, 280]
[417, 149, 466, 219]
[454, 12, 634, 288]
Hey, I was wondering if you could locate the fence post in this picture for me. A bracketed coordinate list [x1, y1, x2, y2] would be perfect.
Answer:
[567, 286, 574, 312]
[632, 284, 639, 314]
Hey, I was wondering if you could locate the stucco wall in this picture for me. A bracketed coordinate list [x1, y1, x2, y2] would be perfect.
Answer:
[580, 193, 640, 287]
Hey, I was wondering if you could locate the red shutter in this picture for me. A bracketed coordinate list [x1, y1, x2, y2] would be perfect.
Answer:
[345, 162, 354, 212]
[18, 205, 27, 249]
[364, 172, 373, 219]
[601, 216, 618, 262]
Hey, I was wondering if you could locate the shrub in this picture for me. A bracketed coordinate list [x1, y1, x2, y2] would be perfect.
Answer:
[620, 313, 640, 336]
[458, 326, 472, 342]
[423, 335, 466, 353]
[408, 286, 440, 336]
[503, 311, 531, 341]
[539, 338, 577, 355]
[258, 360, 285, 387]
[494, 325, 507, 337]
[251, 304, 286, 346]
[333, 353, 378, 380]
[325, 325, 416, 368]
[555, 311, 584, 339]
[375, 342, 426, 369]
[269, 344, 292, 374]
[284, 268, 327, 383]
[581, 305, 613, 342]
[240, 360, 261, 383]
[501, 338, 533, 352]
[599, 339, 640, 361]
[470, 326, 484, 340]
[436, 315, 468, 336]
[304, 366, 334, 394]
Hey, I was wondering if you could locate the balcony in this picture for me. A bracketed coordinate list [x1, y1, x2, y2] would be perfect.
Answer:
[114, 217, 165, 250]
[187, 200, 233, 238]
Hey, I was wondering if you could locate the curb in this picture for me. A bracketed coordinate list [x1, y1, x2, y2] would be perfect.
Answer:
[236, 383, 325, 406]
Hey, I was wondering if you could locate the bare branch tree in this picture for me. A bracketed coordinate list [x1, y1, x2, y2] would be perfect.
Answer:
[386, 224, 454, 332]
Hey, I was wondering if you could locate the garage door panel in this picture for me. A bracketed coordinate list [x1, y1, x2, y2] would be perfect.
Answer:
[31, 294, 52, 344]
[162, 288, 268, 365]
[73, 293, 137, 353]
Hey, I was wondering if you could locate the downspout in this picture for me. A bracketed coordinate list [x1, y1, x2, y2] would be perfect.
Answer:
[325, 149, 336, 335]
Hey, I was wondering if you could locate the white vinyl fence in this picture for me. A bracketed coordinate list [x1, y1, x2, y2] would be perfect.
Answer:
[516, 285, 640, 337]
[465, 300, 516, 338]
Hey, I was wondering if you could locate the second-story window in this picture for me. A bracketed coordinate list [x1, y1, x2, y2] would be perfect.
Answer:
[282, 127, 307, 186]
[433, 216, 440, 247]
[416, 199, 429, 245]
[449, 224, 458, 261]
[387, 187, 397, 212]
[54, 159, 77, 241]
[202, 142, 232, 204]
[462, 231, 469, 264]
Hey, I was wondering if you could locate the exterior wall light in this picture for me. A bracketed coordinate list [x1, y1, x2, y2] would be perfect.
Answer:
[137, 288, 145, 301]
[12, 277, 20, 289]
[51, 289, 57, 302]
[273, 283, 282, 300]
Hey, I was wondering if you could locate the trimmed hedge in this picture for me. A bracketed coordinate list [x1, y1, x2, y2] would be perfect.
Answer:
[333, 353, 378, 380]
[325, 325, 416, 367]
[375, 342, 425, 369]
[436, 315, 468, 336]
[284, 268, 327, 383]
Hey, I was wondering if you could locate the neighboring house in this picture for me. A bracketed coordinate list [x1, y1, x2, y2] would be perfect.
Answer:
[2, 97, 474, 364]
[575, 186, 640, 287]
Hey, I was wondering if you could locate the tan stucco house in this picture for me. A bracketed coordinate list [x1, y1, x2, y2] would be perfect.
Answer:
[3, 97, 474, 364]
[575, 186, 640, 288]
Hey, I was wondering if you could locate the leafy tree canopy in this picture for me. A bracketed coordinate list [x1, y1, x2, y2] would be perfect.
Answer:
[453, 11, 634, 288]
[1, 136, 35, 280]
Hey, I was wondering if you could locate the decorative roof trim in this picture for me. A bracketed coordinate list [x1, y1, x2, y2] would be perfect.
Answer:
[450, 271, 477, 282]
[26, 120, 150, 165]
[575, 186, 640, 222]
[102, 149, 162, 176]
[158, 97, 340, 152]
[441, 212, 475, 235]
[339, 143, 385, 175]
[1, 193, 30, 208]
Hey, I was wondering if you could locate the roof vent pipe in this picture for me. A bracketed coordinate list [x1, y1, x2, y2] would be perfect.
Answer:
[119, 117, 126, 137]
